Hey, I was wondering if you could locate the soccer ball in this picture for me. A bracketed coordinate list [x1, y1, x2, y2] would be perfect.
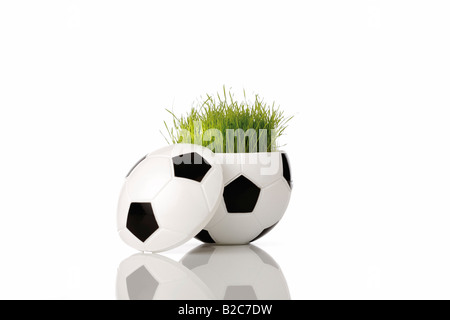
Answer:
[195, 152, 292, 244]
[116, 253, 214, 300]
[180, 244, 291, 300]
[117, 144, 224, 252]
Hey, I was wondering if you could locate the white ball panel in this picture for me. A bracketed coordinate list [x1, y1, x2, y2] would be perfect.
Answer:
[118, 229, 146, 251]
[240, 153, 282, 188]
[203, 200, 227, 229]
[201, 167, 224, 212]
[126, 156, 173, 201]
[205, 246, 263, 284]
[143, 228, 187, 253]
[209, 214, 262, 244]
[152, 179, 210, 234]
[215, 153, 242, 184]
[253, 178, 292, 228]
[181, 265, 227, 299]
[117, 182, 131, 230]
[253, 266, 291, 300]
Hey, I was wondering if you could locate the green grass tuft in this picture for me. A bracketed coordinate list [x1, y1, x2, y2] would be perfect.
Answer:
[162, 87, 293, 153]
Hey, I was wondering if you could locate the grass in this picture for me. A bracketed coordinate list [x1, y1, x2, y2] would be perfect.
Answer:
[162, 87, 293, 153]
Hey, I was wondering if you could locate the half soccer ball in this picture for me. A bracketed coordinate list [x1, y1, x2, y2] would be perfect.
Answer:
[195, 152, 292, 244]
[117, 144, 224, 252]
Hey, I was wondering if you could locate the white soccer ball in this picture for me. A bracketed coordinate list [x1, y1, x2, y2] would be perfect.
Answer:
[117, 144, 224, 252]
[180, 244, 291, 300]
[116, 253, 214, 300]
[195, 152, 292, 244]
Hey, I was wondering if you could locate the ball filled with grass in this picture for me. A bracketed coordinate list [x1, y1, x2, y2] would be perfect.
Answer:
[162, 88, 294, 244]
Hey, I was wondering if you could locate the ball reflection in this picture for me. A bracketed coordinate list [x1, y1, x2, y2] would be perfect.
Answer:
[116, 253, 213, 300]
[181, 245, 290, 300]
[116, 245, 290, 300]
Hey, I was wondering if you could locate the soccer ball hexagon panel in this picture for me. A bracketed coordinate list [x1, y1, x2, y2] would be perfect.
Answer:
[117, 144, 224, 252]
[195, 152, 292, 245]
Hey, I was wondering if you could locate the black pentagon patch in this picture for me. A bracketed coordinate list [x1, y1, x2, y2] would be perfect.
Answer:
[224, 175, 261, 213]
[126, 202, 159, 242]
[250, 223, 278, 243]
[194, 229, 216, 244]
[126, 155, 146, 178]
[126, 266, 159, 300]
[281, 153, 292, 188]
[172, 152, 211, 182]
[224, 286, 257, 300]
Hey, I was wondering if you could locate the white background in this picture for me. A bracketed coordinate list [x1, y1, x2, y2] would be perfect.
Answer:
[1, 1, 450, 300]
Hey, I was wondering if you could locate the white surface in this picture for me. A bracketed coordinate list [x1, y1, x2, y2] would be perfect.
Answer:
[1, 1, 450, 299]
